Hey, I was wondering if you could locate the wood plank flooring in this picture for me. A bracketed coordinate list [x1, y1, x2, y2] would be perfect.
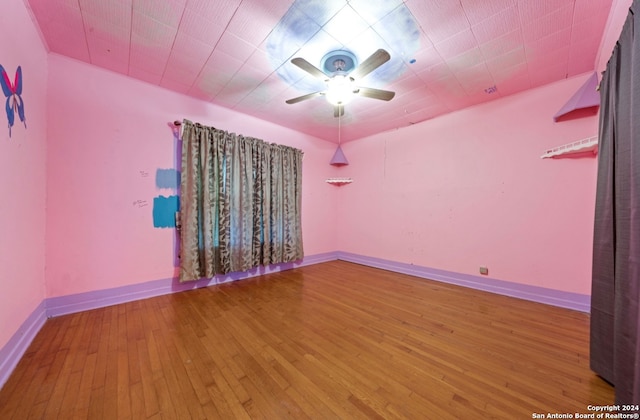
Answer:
[0, 261, 613, 419]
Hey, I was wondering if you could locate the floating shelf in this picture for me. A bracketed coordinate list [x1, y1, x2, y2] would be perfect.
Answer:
[541, 136, 598, 159]
[325, 177, 353, 185]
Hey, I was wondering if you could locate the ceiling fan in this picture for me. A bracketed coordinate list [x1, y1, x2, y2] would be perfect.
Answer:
[285, 49, 396, 117]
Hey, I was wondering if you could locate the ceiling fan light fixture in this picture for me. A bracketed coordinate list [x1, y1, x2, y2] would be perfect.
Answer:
[325, 75, 356, 105]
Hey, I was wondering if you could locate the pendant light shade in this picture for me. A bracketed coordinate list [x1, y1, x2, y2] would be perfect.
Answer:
[330, 145, 349, 166]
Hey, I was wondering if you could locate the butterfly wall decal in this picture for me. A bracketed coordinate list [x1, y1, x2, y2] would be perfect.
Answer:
[0, 65, 26, 137]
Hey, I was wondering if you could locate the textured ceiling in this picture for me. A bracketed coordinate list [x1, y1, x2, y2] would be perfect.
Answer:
[26, 0, 613, 142]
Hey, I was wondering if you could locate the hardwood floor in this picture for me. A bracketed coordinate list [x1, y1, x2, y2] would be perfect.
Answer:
[0, 261, 613, 419]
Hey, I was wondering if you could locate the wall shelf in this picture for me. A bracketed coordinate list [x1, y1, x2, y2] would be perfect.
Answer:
[541, 136, 598, 159]
[325, 177, 353, 185]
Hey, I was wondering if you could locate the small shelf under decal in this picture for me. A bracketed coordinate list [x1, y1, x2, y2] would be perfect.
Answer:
[541, 136, 598, 159]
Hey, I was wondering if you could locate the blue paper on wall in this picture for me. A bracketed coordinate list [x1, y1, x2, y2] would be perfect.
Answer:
[153, 195, 180, 228]
[156, 168, 181, 189]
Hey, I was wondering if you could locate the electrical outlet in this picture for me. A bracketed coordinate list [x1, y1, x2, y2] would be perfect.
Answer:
[479, 266, 489, 275]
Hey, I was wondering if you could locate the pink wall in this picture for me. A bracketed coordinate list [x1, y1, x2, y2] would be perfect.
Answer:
[0, 0, 48, 348]
[45, 54, 339, 298]
[336, 73, 599, 295]
[1, 0, 632, 351]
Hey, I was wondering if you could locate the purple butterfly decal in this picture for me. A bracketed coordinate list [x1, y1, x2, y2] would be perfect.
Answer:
[0, 65, 26, 137]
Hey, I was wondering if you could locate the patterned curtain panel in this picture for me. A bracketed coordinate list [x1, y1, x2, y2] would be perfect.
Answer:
[179, 120, 304, 282]
[590, 0, 640, 406]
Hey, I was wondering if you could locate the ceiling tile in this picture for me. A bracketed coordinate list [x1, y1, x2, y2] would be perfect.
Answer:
[406, 0, 469, 44]
[29, 0, 80, 13]
[82, 13, 130, 49]
[170, 33, 213, 63]
[131, 11, 178, 49]
[371, 4, 423, 64]
[323, 5, 370, 44]
[524, 29, 572, 60]
[203, 50, 245, 77]
[226, 0, 293, 46]
[471, 6, 519, 44]
[88, 53, 129, 75]
[86, 29, 130, 64]
[294, 0, 345, 27]
[160, 77, 192, 94]
[485, 47, 527, 75]
[39, 20, 90, 62]
[529, 61, 568, 87]
[416, 61, 455, 83]
[428, 74, 467, 99]
[133, 0, 185, 27]
[444, 47, 484, 72]
[185, 0, 241, 24]
[491, 60, 529, 83]
[238, 73, 289, 106]
[285, 29, 342, 68]
[350, 0, 405, 25]
[479, 30, 523, 59]
[410, 46, 444, 69]
[180, 8, 226, 45]
[521, 4, 573, 43]
[570, 17, 608, 44]
[460, 0, 515, 25]
[347, 28, 389, 64]
[162, 58, 202, 85]
[239, 64, 273, 85]
[494, 72, 531, 96]
[434, 29, 478, 59]
[79, 0, 132, 29]
[191, 68, 226, 98]
[216, 76, 262, 106]
[129, 43, 170, 74]
[573, 0, 612, 22]
[26, 0, 616, 143]
[128, 67, 163, 85]
[454, 63, 495, 95]
[268, 5, 322, 59]
[216, 32, 258, 64]
[518, 0, 574, 22]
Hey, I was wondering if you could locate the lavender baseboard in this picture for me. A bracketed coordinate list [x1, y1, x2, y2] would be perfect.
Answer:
[336, 251, 591, 313]
[0, 252, 337, 389]
[0, 301, 47, 390]
[46, 252, 340, 317]
[1, 250, 590, 390]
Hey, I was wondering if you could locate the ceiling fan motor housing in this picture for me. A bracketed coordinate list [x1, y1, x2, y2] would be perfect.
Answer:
[321, 50, 358, 76]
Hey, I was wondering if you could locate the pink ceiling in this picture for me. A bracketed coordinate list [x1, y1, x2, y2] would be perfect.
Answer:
[26, 0, 613, 142]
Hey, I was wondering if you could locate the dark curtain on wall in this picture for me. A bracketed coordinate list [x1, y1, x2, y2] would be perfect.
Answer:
[178, 120, 304, 282]
[590, 0, 640, 405]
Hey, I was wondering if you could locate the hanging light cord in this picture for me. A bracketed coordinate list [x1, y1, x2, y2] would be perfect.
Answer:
[338, 107, 341, 145]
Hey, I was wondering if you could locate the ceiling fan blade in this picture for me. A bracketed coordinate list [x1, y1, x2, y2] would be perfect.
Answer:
[286, 91, 324, 104]
[350, 49, 391, 80]
[291, 57, 328, 81]
[357, 87, 395, 101]
[333, 105, 344, 118]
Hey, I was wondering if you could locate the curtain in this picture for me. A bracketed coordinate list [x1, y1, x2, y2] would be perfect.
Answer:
[590, 0, 640, 405]
[179, 120, 304, 282]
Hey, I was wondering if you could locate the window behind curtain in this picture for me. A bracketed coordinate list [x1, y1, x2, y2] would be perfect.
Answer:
[179, 120, 303, 282]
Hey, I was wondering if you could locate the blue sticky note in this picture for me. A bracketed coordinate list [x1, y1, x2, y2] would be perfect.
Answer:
[153, 195, 180, 228]
[156, 168, 181, 189]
